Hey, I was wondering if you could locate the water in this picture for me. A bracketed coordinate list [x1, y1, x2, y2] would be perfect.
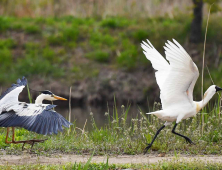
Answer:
[55, 104, 148, 130]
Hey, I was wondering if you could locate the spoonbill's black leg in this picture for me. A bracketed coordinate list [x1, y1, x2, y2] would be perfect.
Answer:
[172, 123, 195, 144]
[144, 125, 165, 154]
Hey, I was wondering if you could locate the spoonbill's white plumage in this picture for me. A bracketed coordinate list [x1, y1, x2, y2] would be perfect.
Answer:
[0, 77, 71, 149]
[141, 39, 222, 153]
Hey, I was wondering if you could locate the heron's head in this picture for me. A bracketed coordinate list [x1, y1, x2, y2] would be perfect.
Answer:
[40, 90, 67, 101]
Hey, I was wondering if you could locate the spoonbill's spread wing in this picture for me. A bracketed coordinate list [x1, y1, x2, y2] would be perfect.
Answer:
[0, 105, 71, 135]
[162, 39, 199, 108]
[141, 40, 170, 90]
[0, 77, 27, 113]
[141, 39, 199, 109]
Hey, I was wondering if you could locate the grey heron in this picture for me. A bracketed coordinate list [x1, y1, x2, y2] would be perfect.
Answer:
[0, 77, 71, 149]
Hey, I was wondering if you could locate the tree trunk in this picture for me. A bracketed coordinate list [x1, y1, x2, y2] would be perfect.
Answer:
[189, 0, 203, 43]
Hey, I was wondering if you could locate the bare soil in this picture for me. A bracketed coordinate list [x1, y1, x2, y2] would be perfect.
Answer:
[1, 154, 222, 165]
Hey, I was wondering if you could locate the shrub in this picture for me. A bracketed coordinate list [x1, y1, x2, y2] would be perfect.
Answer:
[0, 48, 13, 68]
[0, 17, 10, 32]
[117, 50, 137, 70]
[47, 35, 64, 46]
[16, 54, 64, 78]
[0, 39, 16, 49]
[85, 50, 109, 63]
[24, 25, 41, 34]
[133, 30, 150, 42]
[101, 18, 128, 29]
[42, 47, 57, 63]
[62, 27, 79, 42]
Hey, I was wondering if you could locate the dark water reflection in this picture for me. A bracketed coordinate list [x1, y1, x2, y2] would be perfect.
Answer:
[56, 104, 148, 130]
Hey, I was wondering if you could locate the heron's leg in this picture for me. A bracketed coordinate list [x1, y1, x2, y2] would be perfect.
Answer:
[12, 127, 15, 142]
[172, 123, 195, 144]
[5, 127, 10, 144]
[144, 125, 165, 154]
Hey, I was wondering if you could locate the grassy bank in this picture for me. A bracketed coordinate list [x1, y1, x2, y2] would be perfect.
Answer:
[0, 15, 222, 95]
[0, 99, 222, 156]
[0, 15, 221, 81]
[0, 15, 192, 84]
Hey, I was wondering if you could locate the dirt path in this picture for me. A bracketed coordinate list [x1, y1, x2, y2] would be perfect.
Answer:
[1, 154, 222, 165]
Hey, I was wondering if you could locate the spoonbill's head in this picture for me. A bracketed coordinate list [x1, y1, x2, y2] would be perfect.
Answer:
[40, 90, 67, 101]
[215, 86, 222, 92]
[203, 85, 222, 99]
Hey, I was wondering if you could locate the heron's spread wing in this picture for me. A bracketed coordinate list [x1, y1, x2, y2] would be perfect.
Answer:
[0, 77, 27, 113]
[142, 39, 199, 109]
[141, 40, 170, 90]
[0, 104, 71, 135]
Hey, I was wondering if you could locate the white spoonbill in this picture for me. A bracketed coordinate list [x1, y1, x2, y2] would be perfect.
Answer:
[0, 77, 71, 149]
[141, 39, 222, 153]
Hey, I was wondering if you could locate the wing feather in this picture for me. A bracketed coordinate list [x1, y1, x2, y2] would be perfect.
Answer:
[141, 40, 170, 90]
[0, 105, 72, 135]
[142, 39, 199, 109]
[160, 39, 199, 108]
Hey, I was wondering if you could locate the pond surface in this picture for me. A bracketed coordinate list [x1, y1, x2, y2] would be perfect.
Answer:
[55, 103, 148, 130]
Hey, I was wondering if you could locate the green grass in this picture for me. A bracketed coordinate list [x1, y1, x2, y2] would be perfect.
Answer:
[85, 50, 110, 63]
[0, 15, 222, 85]
[0, 15, 192, 84]
[2, 158, 222, 170]
[0, 98, 222, 156]
[0, 15, 222, 155]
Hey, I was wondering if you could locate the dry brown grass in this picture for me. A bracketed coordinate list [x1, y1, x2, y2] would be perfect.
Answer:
[0, 0, 193, 18]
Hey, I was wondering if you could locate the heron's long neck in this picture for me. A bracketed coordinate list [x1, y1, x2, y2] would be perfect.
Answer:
[195, 91, 215, 112]
[35, 94, 45, 104]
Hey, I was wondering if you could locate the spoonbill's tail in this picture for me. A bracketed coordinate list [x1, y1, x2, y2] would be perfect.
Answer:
[146, 110, 164, 117]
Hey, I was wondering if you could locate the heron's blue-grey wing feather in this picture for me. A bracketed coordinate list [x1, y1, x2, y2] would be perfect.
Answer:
[0, 109, 72, 135]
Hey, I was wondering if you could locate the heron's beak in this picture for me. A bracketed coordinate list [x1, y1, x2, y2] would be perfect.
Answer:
[216, 86, 222, 92]
[53, 95, 67, 101]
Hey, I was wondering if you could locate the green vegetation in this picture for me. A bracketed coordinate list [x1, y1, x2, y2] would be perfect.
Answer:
[0, 15, 209, 85]
[0, 99, 222, 155]
[0, 15, 222, 157]
[85, 50, 109, 63]
[0, 15, 221, 85]
[2, 158, 222, 169]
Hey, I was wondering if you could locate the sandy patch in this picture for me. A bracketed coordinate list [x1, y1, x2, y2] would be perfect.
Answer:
[1, 154, 222, 165]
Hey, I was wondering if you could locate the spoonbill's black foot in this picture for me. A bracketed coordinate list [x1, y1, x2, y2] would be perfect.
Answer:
[185, 138, 195, 145]
[144, 143, 152, 154]
[22, 139, 47, 151]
